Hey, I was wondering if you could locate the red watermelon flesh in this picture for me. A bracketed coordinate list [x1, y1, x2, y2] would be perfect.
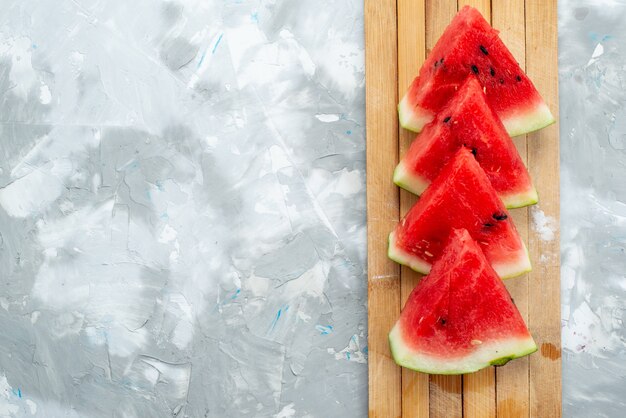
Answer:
[395, 76, 537, 209]
[389, 228, 536, 375]
[398, 6, 554, 137]
[388, 148, 530, 279]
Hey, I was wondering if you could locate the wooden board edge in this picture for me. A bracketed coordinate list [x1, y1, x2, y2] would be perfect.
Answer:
[365, 0, 402, 416]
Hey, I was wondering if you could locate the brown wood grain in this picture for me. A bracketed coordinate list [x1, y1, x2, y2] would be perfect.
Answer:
[366, 0, 560, 416]
[493, 0, 532, 416]
[397, 0, 429, 417]
[365, 0, 401, 417]
[525, 0, 562, 417]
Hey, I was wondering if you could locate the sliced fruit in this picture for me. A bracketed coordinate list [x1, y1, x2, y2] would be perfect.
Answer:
[395, 76, 537, 208]
[389, 149, 530, 279]
[398, 6, 554, 136]
[389, 228, 537, 375]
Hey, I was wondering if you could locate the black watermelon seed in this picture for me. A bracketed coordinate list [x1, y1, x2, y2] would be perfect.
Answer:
[479, 45, 489, 55]
[516, 75, 522, 82]
[443, 116, 451, 123]
[439, 318, 447, 326]
[499, 78, 505, 84]
[493, 213, 508, 221]
[471, 65, 479, 74]
[484, 222, 495, 228]
[434, 60, 438, 68]
[490, 67, 495, 76]
[471, 148, 477, 156]
[440, 57, 444, 64]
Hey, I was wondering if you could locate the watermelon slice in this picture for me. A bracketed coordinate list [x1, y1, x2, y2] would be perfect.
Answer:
[398, 6, 554, 137]
[395, 76, 538, 209]
[388, 149, 530, 279]
[389, 228, 537, 375]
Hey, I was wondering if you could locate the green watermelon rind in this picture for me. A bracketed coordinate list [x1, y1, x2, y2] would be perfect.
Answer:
[389, 323, 538, 375]
[388, 231, 532, 280]
[394, 160, 539, 209]
[500, 187, 539, 209]
[501, 102, 556, 138]
[491, 242, 532, 280]
[393, 160, 429, 196]
[388, 231, 431, 275]
[398, 94, 433, 134]
[399, 93, 555, 138]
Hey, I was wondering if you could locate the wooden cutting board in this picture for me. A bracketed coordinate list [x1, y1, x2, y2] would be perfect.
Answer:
[365, 1, 561, 417]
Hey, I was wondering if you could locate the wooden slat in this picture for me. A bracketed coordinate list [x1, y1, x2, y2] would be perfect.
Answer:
[424, 2, 462, 416]
[397, 0, 429, 417]
[525, 1, 562, 417]
[457, 2, 496, 418]
[365, 0, 401, 417]
[458, 0, 491, 17]
[493, 0, 532, 416]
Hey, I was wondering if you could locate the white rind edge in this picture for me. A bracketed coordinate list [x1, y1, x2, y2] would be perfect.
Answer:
[398, 94, 433, 133]
[393, 160, 430, 196]
[502, 102, 556, 137]
[501, 186, 539, 209]
[389, 323, 538, 375]
[395, 160, 539, 210]
[388, 231, 431, 275]
[388, 232, 532, 280]
[492, 240, 532, 280]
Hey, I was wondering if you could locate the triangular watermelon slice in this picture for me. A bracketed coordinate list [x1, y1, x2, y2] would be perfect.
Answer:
[388, 148, 530, 279]
[389, 228, 537, 375]
[395, 76, 538, 209]
[398, 6, 554, 137]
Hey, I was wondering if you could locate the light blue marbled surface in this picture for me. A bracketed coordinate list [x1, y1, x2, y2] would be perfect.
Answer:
[560, 1, 626, 416]
[0, 1, 366, 417]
